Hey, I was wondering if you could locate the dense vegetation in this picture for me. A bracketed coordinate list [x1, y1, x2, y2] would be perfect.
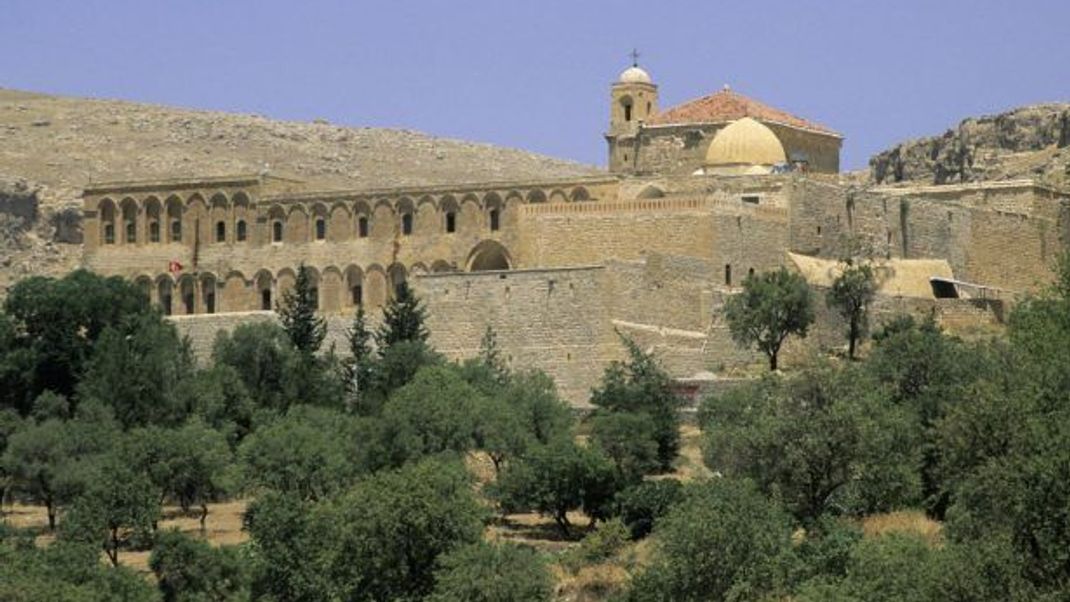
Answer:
[1, 257, 1069, 600]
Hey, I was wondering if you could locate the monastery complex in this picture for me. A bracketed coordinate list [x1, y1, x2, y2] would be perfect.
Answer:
[81, 64, 1070, 403]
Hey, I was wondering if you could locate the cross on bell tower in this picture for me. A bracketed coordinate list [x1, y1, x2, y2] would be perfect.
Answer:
[629, 48, 641, 67]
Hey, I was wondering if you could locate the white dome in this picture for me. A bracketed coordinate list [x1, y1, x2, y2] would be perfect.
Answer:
[619, 66, 652, 84]
[704, 117, 787, 167]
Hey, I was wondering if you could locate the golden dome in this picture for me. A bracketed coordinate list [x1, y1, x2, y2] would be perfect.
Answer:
[704, 117, 787, 167]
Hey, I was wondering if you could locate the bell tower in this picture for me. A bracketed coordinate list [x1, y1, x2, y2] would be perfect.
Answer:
[607, 51, 658, 173]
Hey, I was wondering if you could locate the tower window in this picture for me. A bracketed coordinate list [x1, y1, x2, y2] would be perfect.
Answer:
[171, 220, 182, 242]
[236, 220, 247, 241]
[125, 221, 136, 244]
[445, 211, 456, 233]
[315, 218, 326, 240]
[104, 224, 115, 245]
[358, 216, 369, 238]
[149, 221, 160, 243]
[401, 213, 413, 235]
[272, 221, 283, 243]
[624, 104, 632, 122]
[725, 264, 732, 286]
[489, 208, 500, 231]
[216, 221, 226, 242]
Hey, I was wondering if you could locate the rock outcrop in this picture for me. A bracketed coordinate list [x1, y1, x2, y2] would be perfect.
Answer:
[870, 103, 1070, 187]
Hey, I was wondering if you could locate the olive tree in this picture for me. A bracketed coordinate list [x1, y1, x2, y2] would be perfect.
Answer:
[724, 267, 814, 371]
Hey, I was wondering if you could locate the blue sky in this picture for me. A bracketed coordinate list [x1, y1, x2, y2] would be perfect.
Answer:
[2, 1, 1068, 170]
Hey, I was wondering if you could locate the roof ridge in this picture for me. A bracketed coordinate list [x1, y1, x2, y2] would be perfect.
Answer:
[647, 88, 839, 136]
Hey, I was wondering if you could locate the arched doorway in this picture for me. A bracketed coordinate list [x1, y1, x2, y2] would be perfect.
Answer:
[466, 240, 513, 272]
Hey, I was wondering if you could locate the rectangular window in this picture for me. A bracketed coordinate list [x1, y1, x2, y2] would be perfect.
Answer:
[358, 216, 369, 238]
[205, 292, 216, 314]
[742, 195, 760, 205]
[149, 222, 160, 243]
[315, 218, 326, 240]
[161, 294, 172, 316]
[104, 224, 115, 244]
[236, 220, 247, 241]
[446, 212, 456, 233]
[216, 221, 226, 243]
[489, 209, 500, 231]
[261, 289, 272, 311]
[125, 222, 136, 243]
[725, 264, 732, 286]
[171, 220, 182, 242]
[183, 293, 194, 315]
[352, 285, 363, 306]
[402, 213, 413, 235]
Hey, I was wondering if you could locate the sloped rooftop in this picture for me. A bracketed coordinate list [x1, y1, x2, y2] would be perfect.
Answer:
[647, 87, 840, 137]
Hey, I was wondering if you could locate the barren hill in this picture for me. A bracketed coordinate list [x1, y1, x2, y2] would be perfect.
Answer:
[869, 103, 1070, 188]
[0, 87, 601, 293]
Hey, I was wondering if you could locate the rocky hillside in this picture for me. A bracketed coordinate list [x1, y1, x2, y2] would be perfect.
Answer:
[869, 103, 1070, 188]
[0, 88, 601, 294]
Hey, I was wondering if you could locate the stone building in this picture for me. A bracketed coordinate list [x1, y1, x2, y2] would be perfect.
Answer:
[81, 63, 1070, 404]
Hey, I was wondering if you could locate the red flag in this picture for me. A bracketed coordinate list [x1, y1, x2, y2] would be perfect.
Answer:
[168, 260, 183, 275]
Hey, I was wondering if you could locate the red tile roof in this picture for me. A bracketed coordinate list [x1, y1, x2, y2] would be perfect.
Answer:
[646, 87, 840, 136]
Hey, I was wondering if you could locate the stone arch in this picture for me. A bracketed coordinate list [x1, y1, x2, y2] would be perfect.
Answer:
[371, 201, 395, 240]
[396, 197, 416, 236]
[637, 185, 666, 199]
[224, 270, 248, 312]
[364, 264, 388, 310]
[286, 205, 309, 243]
[321, 265, 343, 312]
[276, 267, 296, 299]
[310, 202, 329, 242]
[177, 274, 197, 315]
[232, 192, 251, 242]
[329, 202, 351, 242]
[416, 194, 437, 211]
[165, 195, 184, 243]
[98, 198, 117, 245]
[344, 265, 364, 308]
[410, 262, 429, 276]
[268, 205, 286, 243]
[144, 196, 162, 243]
[484, 192, 504, 232]
[387, 263, 408, 297]
[527, 189, 547, 204]
[504, 190, 524, 205]
[570, 186, 591, 202]
[353, 200, 372, 239]
[156, 275, 174, 315]
[458, 193, 482, 233]
[415, 196, 438, 234]
[440, 195, 460, 234]
[254, 269, 274, 311]
[120, 197, 139, 244]
[431, 259, 455, 273]
[209, 192, 229, 243]
[466, 240, 513, 272]
[186, 193, 209, 246]
[548, 189, 568, 204]
[200, 272, 219, 314]
[134, 275, 153, 303]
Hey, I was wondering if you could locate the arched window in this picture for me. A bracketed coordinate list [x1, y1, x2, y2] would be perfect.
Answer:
[215, 221, 226, 243]
[401, 213, 413, 236]
[149, 221, 160, 243]
[358, 216, 369, 238]
[445, 211, 456, 233]
[489, 208, 500, 232]
[236, 220, 247, 241]
[272, 221, 283, 243]
[315, 218, 326, 240]
[170, 219, 182, 243]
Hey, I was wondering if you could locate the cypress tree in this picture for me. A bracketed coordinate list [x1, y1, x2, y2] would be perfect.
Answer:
[277, 263, 326, 355]
[344, 306, 374, 400]
[375, 281, 429, 350]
